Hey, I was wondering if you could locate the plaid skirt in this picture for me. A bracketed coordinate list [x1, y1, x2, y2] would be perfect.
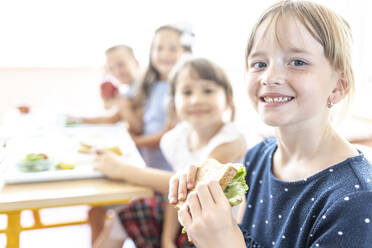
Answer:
[118, 192, 193, 248]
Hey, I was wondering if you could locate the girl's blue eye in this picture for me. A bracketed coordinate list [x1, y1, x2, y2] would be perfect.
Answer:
[291, 60, 307, 66]
[252, 62, 266, 69]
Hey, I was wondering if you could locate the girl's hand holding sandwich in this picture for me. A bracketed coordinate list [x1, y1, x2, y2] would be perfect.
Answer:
[177, 181, 246, 248]
[168, 159, 248, 248]
[168, 164, 198, 204]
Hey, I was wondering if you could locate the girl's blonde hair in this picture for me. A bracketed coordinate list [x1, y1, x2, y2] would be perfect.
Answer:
[168, 58, 235, 123]
[134, 25, 193, 108]
[245, 0, 354, 111]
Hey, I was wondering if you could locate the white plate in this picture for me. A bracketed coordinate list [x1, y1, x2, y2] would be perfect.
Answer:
[2, 124, 145, 184]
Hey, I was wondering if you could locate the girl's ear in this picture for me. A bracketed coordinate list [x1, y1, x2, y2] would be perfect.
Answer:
[329, 72, 349, 105]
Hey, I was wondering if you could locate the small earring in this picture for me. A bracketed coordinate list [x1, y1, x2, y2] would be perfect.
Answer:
[327, 101, 334, 109]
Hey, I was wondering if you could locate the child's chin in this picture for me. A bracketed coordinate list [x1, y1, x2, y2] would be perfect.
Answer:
[188, 118, 214, 127]
[159, 66, 173, 75]
[261, 117, 283, 127]
[118, 76, 132, 85]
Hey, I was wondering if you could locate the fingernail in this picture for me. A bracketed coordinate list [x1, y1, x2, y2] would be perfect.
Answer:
[179, 193, 184, 199]
[187, 183, 193, 189]
[169, 197, 176, 203]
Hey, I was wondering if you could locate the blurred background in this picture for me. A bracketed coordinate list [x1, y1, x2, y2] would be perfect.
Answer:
[0, 0, 371, 247]
[0, 0, 371, 125]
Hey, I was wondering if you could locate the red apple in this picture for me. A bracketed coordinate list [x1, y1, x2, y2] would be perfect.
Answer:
[100, 81, 119, 99]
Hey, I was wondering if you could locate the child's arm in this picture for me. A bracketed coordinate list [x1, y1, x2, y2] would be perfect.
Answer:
[94, 150, 172, 194]
[117, 98, 143, 135]
[161, 204, 180, 248]
[131, 131, 167, 148]
[66, 111, 121, 125]
[81, 111, 121, 124]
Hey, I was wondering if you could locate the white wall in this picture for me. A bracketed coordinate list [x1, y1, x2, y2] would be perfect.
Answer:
[0, 67, 103, 113]
[0, 0, 371, 120]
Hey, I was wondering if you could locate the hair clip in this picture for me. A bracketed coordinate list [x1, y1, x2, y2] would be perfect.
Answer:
[180, 31, 195, 47]
[171, 22, 195, 48]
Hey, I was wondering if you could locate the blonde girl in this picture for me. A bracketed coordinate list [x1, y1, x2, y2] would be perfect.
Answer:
[169, 1, 372, 247]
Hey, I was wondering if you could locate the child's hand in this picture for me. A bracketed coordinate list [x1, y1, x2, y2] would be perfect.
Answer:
[66, 116, 82, 123]
[168, 165, 198, 204]
[102, 98, 115, 110]
[94, 149, 127, 180]
[178, 181, 246, 248]
[100, 81, 119, 99]
[117, 97, 131, 109]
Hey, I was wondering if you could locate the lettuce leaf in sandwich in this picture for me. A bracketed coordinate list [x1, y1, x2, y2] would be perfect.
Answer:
[224, 166, 249, 206]
[177, 159, 249, 236]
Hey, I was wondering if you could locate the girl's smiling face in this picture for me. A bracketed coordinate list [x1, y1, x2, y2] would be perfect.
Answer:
[151, 29, 185, 80]
[246, 16, 341, 128]
[174, 67, 229, 128]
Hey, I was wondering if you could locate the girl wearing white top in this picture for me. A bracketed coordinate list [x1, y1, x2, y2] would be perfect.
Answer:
[95, 58, 246, 248]
[160, 121, 242, 172]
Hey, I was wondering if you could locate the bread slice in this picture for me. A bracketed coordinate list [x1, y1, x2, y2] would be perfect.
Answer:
[175, 158, 238, 210]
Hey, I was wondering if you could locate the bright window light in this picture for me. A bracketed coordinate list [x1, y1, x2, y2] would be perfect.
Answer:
[0, 0, 371, 117]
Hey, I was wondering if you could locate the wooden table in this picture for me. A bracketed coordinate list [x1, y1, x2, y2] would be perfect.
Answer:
[0, 178, 153, 248]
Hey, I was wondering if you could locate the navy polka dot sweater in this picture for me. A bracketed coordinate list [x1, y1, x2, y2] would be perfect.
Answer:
[239, 137, 372, 247]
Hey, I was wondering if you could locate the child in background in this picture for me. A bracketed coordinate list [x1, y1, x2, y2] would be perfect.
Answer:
[92, 24, 195, 248]
[94, 57, 247, 248]
[169, 1, 372, 247]
[160, 58, 246, 248]
[68, 45, 140, 130]
[128, 24, 194, 169]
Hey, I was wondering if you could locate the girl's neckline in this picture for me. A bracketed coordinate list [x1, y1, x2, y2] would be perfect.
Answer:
[187, 122, 227, 153]
[267, 141, 364, 185]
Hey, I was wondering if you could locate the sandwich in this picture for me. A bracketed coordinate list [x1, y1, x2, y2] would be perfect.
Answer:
[176, 158, 248, 210]
[175, 158, 249, 239]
